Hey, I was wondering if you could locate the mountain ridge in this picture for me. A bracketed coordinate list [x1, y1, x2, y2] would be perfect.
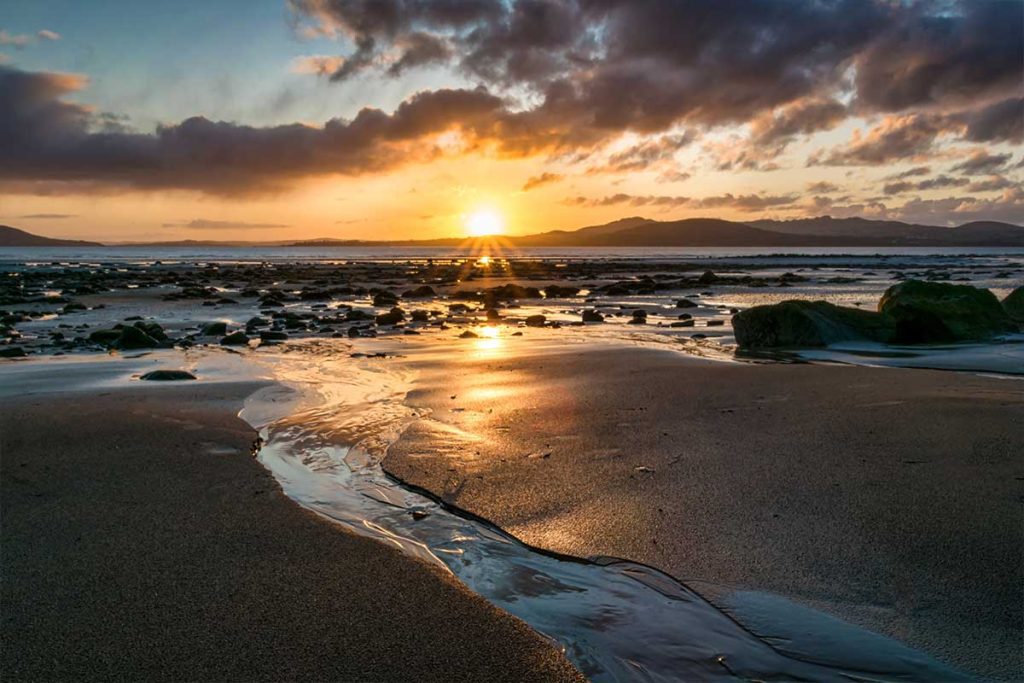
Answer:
[2, 217, 1021, 248]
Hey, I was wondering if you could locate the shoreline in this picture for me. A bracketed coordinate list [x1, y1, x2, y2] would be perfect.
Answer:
[0, 376, 582, 682]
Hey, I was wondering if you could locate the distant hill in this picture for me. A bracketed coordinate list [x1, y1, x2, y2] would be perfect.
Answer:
[750, 216, 1024, 246]
[0, 225, 102, 247]
[4, 215, 1023, 249]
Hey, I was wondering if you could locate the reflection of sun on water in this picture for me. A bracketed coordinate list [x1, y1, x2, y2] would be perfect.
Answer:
[477, 255, 492, 266]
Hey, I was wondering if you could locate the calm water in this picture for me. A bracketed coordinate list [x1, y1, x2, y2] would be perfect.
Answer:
[2, 244, 1023, 264]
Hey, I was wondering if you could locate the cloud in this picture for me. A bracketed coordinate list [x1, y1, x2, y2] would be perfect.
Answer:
[884, 174, 969, 195]
[950, 150, 1012, 175]
[750, 98, 847, 145]
[568, 192, 797, 212]
[885, 165, 931, 180]
[968, 175, 1016, 193]
[161, 219, 291, 229]
[0, 65, 513, 195]
[290, 55, 346, 75]
[521, 172, 562, 191]
[806, 181, 841, 194]
[813, 114, 947, 166]
[18, 213, 75, 219]
[590, 133, 694, 174]
[0, 31, 32, 47]
[0, 29, 60, 47]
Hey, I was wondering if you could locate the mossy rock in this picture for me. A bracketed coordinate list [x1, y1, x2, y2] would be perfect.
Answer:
[879, 280, 1014, 343]
[733, 300, 894, 349]
[1003, 286, 1024, 324]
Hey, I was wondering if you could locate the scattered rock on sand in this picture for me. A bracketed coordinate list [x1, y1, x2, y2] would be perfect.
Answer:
[582, 310, 604, 323]
[525, 314, 546, 327]
[140, 370, 196, 381]
[201, 322, 228, 336]
[220, 331, 250, 346]
[879, 280, 1014, 343]
[375, 307, 405, 326]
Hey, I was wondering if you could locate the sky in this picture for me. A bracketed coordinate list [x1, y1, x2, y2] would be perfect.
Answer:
[1, 0, 1022, 241]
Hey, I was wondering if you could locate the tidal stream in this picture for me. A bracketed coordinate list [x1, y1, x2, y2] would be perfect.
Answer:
[240, 343, 971, 683]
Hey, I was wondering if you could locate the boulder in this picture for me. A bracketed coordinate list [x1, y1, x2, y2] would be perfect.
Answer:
[259, 330, 289, 342]
[118, 325, 160, 349]
[733, 300, 894, 349]
[524, 314, 546, 327]
[372, 290, 399, 307]
[879, 280, 1014, 343]
[375, 307, 406, 326]
[410, 310, 431, 322]
[0, 346, 26, 358]
[402, 285, 436, 298]
[1003, 286, 1024, 323]
[582, 310, 604, 323]
[544, 285, 581, 298]
[201, 321, 228, 336]
[140, 370, 196, 381]
[675, 298, 698, 308]
[220, 331, 250, 346]
[88, 328, 123, 346]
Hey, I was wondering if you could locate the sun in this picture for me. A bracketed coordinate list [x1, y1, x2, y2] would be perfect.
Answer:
[464, 208, 504, 237]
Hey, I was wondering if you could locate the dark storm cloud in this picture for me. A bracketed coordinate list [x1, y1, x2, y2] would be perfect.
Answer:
[0, 65, 508, 194]
[956, 97, 1024, 143]
[853, 1, 1023, 112]
[294, 0, 1021, 138]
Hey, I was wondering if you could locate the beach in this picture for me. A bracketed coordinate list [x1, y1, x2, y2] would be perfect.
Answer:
[383, 342, 1024, 680]
[1, 250, 1022, 681]
[0, 379, 582, 682]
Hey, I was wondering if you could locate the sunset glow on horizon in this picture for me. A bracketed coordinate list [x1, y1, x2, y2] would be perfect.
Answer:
[0, 1, 1020, 242]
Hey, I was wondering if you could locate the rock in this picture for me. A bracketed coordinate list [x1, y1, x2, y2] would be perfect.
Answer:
[140, 370, 196, 381]
[220, 331, 250, 346]
[677, 313, 692, 320]
[879, 280, 1014, 343]
[133, 321, 167, 341]
[88, 328, 123, 346]
[675, 298, 698, 308]
[544, 285, 580, 298]
[0, 346, 26, 358]
[375, 307, 405, 325]
[733, 300, 895, 349]
[486, 308, 502, 321]
[410, 310, 431, 322]
[628, 309, 647, 325]
[524, 314, 546, 327]
[373, 290, 399, 307]
[402, 285, 436, 298]
[348, 327, 362, 338]
[707, 319, 725, 326]
[459, 330, 478, 338]
[670, 320, 694, 327]
[698, 271, 718, 285]
[1002, 286, 1024, 323]
[118, 325, 160, 349]
[345, 309, 375, 322]
[201, 321, 228, 336]
[247, 316, 270, 327]
[582, 309, 604, 323]
[259, 330, 289, 342]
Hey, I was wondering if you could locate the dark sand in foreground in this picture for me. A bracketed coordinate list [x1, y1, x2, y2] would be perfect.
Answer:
[0, 382, 582, 682]
[384, 345, 1024, 681]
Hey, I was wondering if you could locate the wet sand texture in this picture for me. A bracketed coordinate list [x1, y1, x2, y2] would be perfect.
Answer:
[385, 346, 1024, 681]
[0, 383, 582, 683]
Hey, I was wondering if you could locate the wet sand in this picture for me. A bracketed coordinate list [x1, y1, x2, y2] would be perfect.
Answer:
[384, 343, 1024, 680]
[0, 381, 582, 682]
